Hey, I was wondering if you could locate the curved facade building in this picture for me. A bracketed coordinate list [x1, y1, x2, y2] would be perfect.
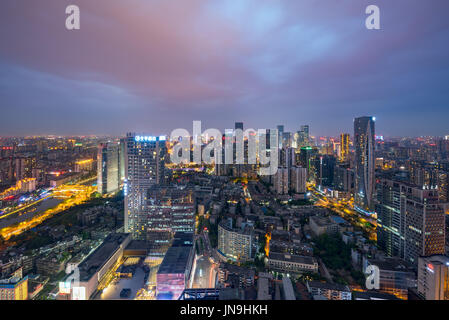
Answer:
[354, 116, 375, 215]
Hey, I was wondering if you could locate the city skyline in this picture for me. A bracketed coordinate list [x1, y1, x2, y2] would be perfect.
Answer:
[1, 0, 449, 136]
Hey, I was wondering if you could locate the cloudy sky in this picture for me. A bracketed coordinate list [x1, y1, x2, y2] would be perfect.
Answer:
[0, 0, 448, 137]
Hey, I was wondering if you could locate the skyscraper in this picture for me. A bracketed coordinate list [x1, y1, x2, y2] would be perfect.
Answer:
[354, 116, 376, 215]
[124, 133, 167, 240]
[376, 179, 445, 266]
[274, 167, 289, 195]
[290, 166, 307, 194]
[295, 125, 310, 148]
[300, 125, 309, 140]
[376, 178, 407, 258]
[277, 125, 284, 149]
[340, 133, 350, 163]
[235, 122, 244, 131]
[404, 186, 445, 266]
[97, 142, 120, 194]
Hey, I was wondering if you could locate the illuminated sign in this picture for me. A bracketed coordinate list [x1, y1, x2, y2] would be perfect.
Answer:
[426, 263, 435, 273]
[59, 281, 71, 294]
[135, 135, 165, 142]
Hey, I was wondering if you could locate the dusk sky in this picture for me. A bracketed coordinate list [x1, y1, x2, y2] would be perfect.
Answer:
[1, 0, 449, 137]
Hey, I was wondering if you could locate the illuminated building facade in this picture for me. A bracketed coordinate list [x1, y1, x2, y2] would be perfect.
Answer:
[124, 133, 167, 240]
[438, 171, 449, 203]
[376, 179, 407, 258]
[364, 258, 416, 300]
[218, 219, 255, 262]
[299, 146, 317, 181]
[145, 186, 195, 253]
[277, 125, 284, 149]
[377, 179, 445, 266]
[59, 233, 131, 300]
[418, 255, 449, 300]
[0, 273, 28, 300]
[340, 133, 350, 163]
[354, 116, 376, 215]
[404, 186, 445, 266]
[74, 159, 94, 173]
[156, 234, 194, 300]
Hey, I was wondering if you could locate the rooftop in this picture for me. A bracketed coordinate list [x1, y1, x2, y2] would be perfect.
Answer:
[307, 281, 350, 292]
[157, 246, 193, 275]
[78, 233, 130, 282]
[268, 252, 317, 265]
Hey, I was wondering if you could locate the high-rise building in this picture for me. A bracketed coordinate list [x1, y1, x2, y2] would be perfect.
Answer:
[124, 133, 168, 240]
[299, 146, 317, 180]
[405, 186, 445, 266]
[333, 165, 354, 193]
[340, 133, 350, 163]
[97, 143, 120, 194]
[354, 116, 376, 215]
[218, 219, 255, 262]
[145, 186, 195, 253]
[312, 155, 336, 188]
[274, 167, 289, 195]
[417, 255, 449, 300]
[376, 179, 407, 258]
[277, 125, 284, 149]
[0, 270, 28, 300]
[290, 166, 307, 194]
[282, 132, 292, 148]
[376, 179, 445, 266]
[300, 125, 309, 141]
[294, 125, 310, 148]
[235, 122, 244, 131]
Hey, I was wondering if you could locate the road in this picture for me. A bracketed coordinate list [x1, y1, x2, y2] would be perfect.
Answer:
[309, 185, 377, 241]
[0, 183, 96, 240]
[192, 230, 218, 289]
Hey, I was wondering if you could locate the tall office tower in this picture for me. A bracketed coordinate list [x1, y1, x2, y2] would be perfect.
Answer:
[299, 146, 317, 181]
[282, 132, 292, 148]
[340, 133, 350, 163]
[286, 147, 296, 169]
[97, 143, 120, 194]
[354, 116, 376, 215]
[376, 179, 445, 266]
[279, 146, 295, 168]
[334, 165, 354, 193]
[265, 128, 271, 150]
[376, 179, 407, 258]
[417, 255, 449, 300]
[145, 186, 195, 254]
[235, 122, 244, 131]
[295, 125, 310, 148]
[405, 186, 445, 266]
[312, 155, 336, 188]
[124, 133, 167, 240]
[290, 166, 307, 194]
[277, 125, 284, 148]
[300, 125, 310, 141]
